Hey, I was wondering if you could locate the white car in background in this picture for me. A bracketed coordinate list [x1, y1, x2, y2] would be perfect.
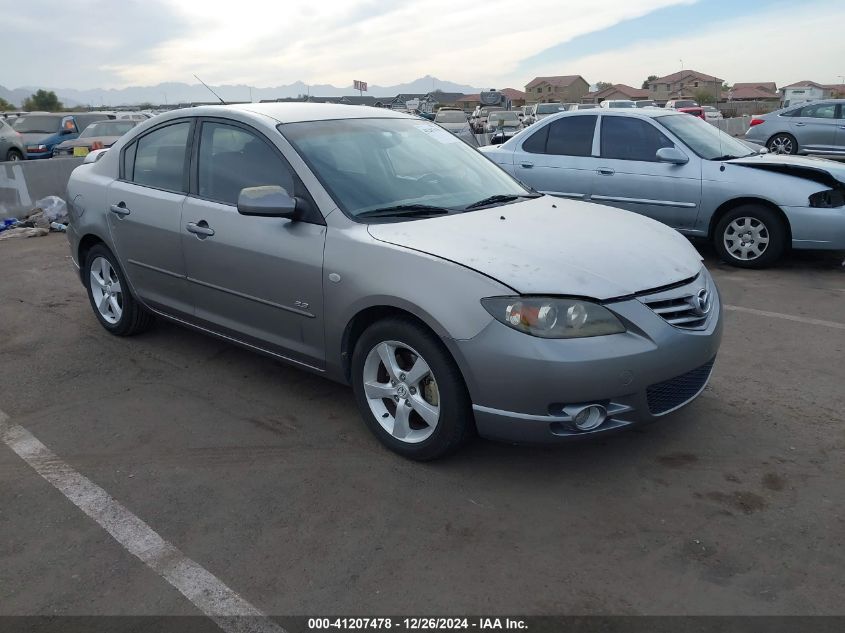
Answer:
[702, 106, 723, 122]
[600, 100, 637, 109]
[434, 109, 469, 132]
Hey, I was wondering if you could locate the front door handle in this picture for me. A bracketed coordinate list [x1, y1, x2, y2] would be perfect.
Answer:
[520, 161, 534, 168]
[186, 221, 215, 237]
[597, 167, 615, 176]
[109, 202, 130, 216]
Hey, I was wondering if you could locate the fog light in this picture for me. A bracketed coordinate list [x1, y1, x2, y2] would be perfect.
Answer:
[573, 405, 607, 431]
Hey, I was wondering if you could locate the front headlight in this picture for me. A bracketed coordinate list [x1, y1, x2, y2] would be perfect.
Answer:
[481, 297, 626, 339]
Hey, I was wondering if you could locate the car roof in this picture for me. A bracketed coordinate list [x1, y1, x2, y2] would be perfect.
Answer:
[548, 108, 681, 121]
[173, 102, 411, 124]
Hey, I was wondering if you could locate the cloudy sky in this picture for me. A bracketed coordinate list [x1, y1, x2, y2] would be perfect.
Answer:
[3, 0, 844, 90]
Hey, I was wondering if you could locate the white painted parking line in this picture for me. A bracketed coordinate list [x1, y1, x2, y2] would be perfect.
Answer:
[0, 410, 284, 633]
[725, 304, 845, 330]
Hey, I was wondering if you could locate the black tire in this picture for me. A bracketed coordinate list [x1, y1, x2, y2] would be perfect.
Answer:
[83, 244, 154, 336]
[351, 317, 474, 460]
[714, 204, 787, 269]
[6, 149, 23, 162]
[767, 132, 798, 155]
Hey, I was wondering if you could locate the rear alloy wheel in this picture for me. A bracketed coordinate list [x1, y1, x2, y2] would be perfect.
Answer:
[84, 244, 154, 335]
[767, 133, 797, 155]
[714, 205, 786, 268]
[5, 149, 22, 162]
[351, 318, 473, 460]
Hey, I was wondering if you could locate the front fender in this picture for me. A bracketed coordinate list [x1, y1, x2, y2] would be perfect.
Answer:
[322, 225, 509, 382]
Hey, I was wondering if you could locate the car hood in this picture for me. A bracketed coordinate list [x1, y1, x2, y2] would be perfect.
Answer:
[367, 196, 702, 299]
[727, 154, 845, 187]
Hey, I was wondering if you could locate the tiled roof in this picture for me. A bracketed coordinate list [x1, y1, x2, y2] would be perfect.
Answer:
[652, 70, 723, 84]
[594, 84, 649, 99]
[525, 75, 586, 89]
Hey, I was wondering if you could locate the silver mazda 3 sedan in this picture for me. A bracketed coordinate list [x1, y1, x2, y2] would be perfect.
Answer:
[66, 103, 723, 460]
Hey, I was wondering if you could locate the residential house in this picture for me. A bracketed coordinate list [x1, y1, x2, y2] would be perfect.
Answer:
[424, 91, 465, 109]
[524, 76, 590, 104]
[388, 93, 432, 111]
[725, 83, 779, 102]
[780, 81, 845, 106]
[585, 84, 648, 104]
[647, 70, 724, 103]
[455, 94, 480, 111]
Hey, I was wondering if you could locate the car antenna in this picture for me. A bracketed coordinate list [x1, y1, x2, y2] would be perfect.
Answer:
[194, 74, 226, 105]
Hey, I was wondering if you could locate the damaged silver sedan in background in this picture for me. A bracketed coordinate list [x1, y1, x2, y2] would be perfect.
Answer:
[66, 103, 722, 460]
[482, 109, 845, 268]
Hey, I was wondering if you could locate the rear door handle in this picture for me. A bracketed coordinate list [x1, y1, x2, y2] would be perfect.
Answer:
[109, 202, 130, 216]
[597, 168, 615, 176]
[186, 221, 215, 237]
[794, 122, 806, 127]
[520, 161, 534, 169]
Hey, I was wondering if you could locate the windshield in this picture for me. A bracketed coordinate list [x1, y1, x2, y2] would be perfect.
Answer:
[79, 120, 136, 138]
[537, 104, 562, 114]
[281, 118, 530, 218]
[434, 111, 467, 123]
[657, 114, 755, 160]
[12, 115, 62, 134]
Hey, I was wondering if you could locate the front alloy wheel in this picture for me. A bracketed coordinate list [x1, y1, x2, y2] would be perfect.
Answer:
[362, 340, 441, 443]
[351, 318, 473, 460]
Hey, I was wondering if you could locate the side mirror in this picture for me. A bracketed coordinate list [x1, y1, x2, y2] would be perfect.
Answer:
[237, 185, 297, 219]
[656, 147, 689, 165]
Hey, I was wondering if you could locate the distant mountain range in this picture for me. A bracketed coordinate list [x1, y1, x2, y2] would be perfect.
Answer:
[0, 75, 482, 108]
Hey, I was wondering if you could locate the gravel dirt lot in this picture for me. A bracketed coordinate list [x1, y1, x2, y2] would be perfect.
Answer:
[0, 234, 843, 618]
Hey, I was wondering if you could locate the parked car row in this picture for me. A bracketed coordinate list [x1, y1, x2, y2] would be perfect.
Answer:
[0, 111, 152, 162]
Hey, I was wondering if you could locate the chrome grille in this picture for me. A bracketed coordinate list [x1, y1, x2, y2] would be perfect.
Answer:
[638, 274, 713, 330]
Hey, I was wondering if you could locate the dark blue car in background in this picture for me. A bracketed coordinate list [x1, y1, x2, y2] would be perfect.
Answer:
[11, 112, 115, 159]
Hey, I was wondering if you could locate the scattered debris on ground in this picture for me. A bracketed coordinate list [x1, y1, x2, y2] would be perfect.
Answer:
[0, 227, 50, 241]
[0, 196, 68, 240]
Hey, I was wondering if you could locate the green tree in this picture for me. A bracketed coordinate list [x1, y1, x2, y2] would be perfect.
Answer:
[595, 81, 614, 92]
[642, 75, 658, 89]
[22, 89, 63, 111]
[0, 97, 13, 111]
[693, 88, 717, 105]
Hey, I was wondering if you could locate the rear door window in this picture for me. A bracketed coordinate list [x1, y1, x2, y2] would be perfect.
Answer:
[130, 122, 191, 192]
[796, 103, 837, 119]
[523, 116, 596, 156]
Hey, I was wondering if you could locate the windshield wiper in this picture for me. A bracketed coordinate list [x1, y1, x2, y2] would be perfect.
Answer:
[710, 154, 752, 161]
[356, 204, 451, 219]
[463, 193, 538, 210]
